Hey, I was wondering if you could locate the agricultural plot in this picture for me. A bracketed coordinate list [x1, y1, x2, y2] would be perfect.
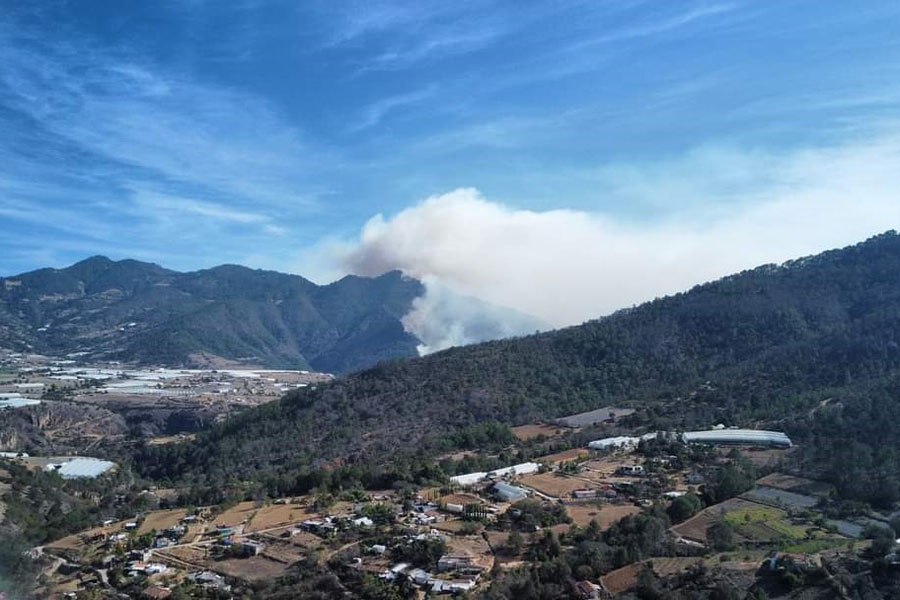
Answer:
[213, 500, 259, 528]
[601, 558, 700, 595]
[670, 497, 760, 543]
[723, 504, 811, 543]
[440, 492, 484, 506]
[579, 457, 641, 481]
[555, 406, 634, 427]
[271, 529, 323, 549]
[535, 448, 589, 464]
[566, 503, 641, 528]
[137, 508, 188, 535]
[734, 448, 792, 468]
[244, 503, 311, 532]
[756, 473, 834, 497]
[512, 424, 565, 441]
[216, 556, 291, 582]
[519, 472, 598, 498]
[741, 486, 819, 509]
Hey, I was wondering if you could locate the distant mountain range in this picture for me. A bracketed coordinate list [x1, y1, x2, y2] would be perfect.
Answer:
[0, 256, 425, 373]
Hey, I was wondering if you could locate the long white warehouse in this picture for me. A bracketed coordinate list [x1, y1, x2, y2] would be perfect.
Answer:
[450, 462, 540, 487]
[681, 429, 792, 448]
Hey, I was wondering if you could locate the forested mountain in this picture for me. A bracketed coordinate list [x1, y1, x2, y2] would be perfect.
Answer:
[0, 256, 424, 373]
[138, 232, 900, 504]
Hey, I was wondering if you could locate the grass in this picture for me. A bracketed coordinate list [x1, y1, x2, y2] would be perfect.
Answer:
[724, 504, 821, 542]
[724, 505, 784, 526]
[782, 538, 848, 554]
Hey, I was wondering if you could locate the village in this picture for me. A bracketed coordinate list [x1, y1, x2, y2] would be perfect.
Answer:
[11, 402, 894, 599]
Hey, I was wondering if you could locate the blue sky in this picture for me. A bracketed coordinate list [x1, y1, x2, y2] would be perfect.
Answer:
[2, 0, 900, 296]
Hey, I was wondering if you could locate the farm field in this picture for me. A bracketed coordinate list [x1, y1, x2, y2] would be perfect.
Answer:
[432, 518, 477, 534]
[601, 557, 704, 595]
[555, 406, 634, 427]
[535, 448, 589, 464]
[245, 503, 311, 532]
[566, 503, 641, 528]
[670, 497, 761, 543]
[520, 472, 598, 498]
[137, 508, 188, 535]
[741, 486, 819, 509]
[213, 501, 258, 528]
[579, 456, 641, 479]
[440, 492, 484, 505]
[216, 556, 291, 581]
[755, 473, 834, 498]
[512, 423, 565, 441]
[731, 447, 793, 468]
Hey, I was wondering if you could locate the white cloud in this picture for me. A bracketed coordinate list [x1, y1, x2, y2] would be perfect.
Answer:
[343, 127, 900, 345]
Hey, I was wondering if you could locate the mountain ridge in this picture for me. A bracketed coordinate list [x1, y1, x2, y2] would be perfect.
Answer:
[136, 231, 900, 505]
[0, 256, 424, 373]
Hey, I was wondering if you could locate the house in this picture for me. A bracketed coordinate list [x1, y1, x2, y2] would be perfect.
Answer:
[685, 471, 705, 485]
[188, 571, 227, 588]
[412, 512, 438, 525]
[238, 540, 265, 556]
[437, 554, 484, 575]
[408, 568, 431, 586]
[573, 489, 599, 499]
[431, 579, 476, 594]
[369, 544, 387, 555]
[617, 465, 645, 476]
[145, 563, 168, 575]
[352, 516, 374, 528]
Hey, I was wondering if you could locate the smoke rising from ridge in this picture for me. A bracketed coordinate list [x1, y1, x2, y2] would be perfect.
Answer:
[343, 131, 900, 352]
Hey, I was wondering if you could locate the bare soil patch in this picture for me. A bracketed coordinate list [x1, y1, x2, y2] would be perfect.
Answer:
[535, 448, 589, 464]
[512, 424, 565, 441]
[138, 508, 188, 535]
[567, 503, 641, 528]
[520, 472, 597, 498]
[245, 504, 309, 532]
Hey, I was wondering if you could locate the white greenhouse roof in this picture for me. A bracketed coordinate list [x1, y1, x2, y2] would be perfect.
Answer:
[45, 457, 116, 479]
[681, 429, 792, 447]
[0, 397, 42, 409]
[450, 462, 540, 486]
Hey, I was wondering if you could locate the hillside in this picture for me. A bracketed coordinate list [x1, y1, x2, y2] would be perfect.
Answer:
[137, 232, 900, 501]
[0, 256, 424, 373]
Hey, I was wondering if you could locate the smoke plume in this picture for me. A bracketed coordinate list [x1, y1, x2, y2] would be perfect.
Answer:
[343, 131, 900, 352]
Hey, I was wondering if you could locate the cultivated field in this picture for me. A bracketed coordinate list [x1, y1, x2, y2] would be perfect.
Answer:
[579, 457, 641, 480]
[731, 447, 792, 468]
[566, 503, 641, 528]
[245, 503, 311, 532]
[213, 501, 259, 528]
[555, 406, 635, 427]
[756, 473, 834, 497]
[216, 556, 291, 581]
[670, 497, 760, 543]
[440, 492, 484, 506]
[520, 472, 598, 498]
[138, 508, 188, 535]
[602, 558, 703, 594]
[741, 486, 819, 509]
[512, 423, 565, 441]
[535, 448, 589, 464]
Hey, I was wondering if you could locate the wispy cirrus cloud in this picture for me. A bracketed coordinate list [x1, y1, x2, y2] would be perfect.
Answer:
[349, 85, 438, 132]
[0, 27, 327, 211]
